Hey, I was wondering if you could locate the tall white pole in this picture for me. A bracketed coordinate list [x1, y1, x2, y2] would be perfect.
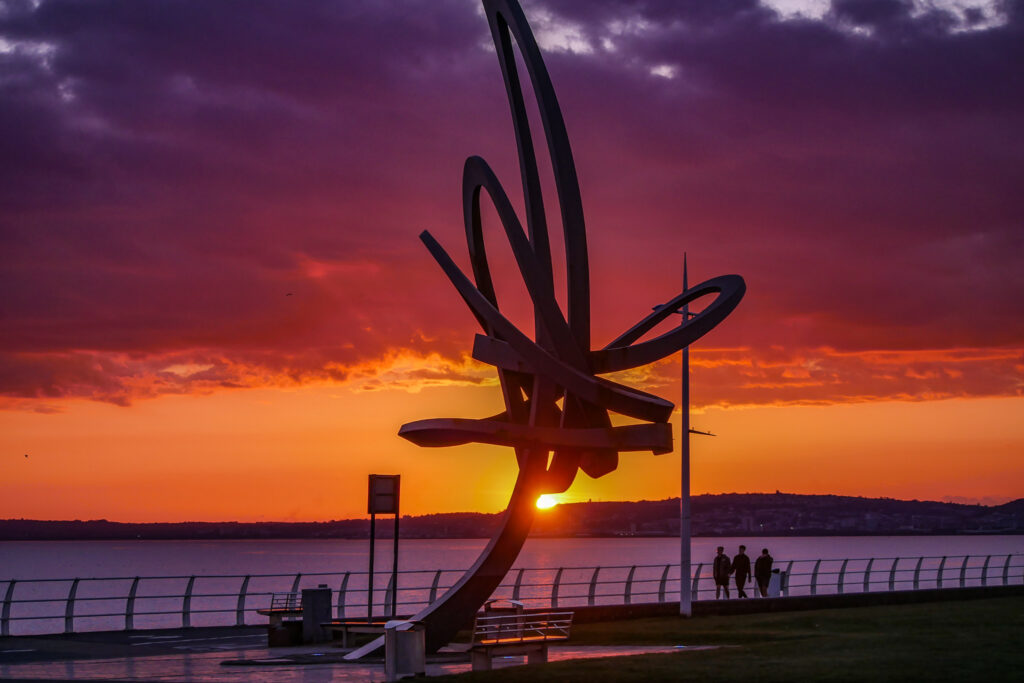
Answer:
[680, 254, 692, 617]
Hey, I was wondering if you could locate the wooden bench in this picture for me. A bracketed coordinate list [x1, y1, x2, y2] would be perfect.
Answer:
[468, 611, 573, 671]
[256, 592, 303, 628]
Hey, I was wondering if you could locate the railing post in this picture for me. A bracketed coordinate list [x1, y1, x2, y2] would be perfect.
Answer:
[384, 573, 395, 615]
[837, 559, 849, 594]
[909, 557, 925, 589]
[551, 568, 564, 609]
[691, 563, 703, 600]
[624, 566, 637, 605]
[958, 556, 969, 588]
[587, 567, 600, 607]
[428, 570, 442, 605]
[290, 573, 302, 595]
[1002, 555, 1012, 586]
[981, 555, 992, 587]
[782, 561, 792, 596]
[889, 558, 900, 591]
[64, 578, 80, 634]
[182, 576, 195, 628]
[337, 573, 350, 619]
[657, 564, 671, 603]
[236, 575, 251, 626]
[810, 560, 822, 596]
[863, 558, 875, 593]
[937, 556, 947, 589]
[511, 568, 525, 601]
[1, 580, 16, 637]
[125, 577, 140, 631]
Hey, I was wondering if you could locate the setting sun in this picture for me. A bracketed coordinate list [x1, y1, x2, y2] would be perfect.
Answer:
[536, 495, 559, 510]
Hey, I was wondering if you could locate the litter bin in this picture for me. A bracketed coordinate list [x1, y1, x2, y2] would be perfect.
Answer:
[482, 599, 525, 639]
[767, 569, 786, 598]
[302, 585, 332, 643]
[483, 598, 524, 615]
[384, 619, 425, 682]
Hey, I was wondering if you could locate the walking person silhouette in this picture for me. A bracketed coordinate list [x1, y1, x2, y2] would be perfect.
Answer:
[755, 548, 774, 597]
[732, 545, 752, 598]
[713, 546, 732, 599]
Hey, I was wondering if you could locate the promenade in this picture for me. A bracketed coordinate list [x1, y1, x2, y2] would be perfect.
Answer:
[3, 588, 1021, 682]
[0, 626, 694, 681]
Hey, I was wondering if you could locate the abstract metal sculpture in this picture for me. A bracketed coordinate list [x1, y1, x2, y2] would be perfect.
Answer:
[348, 0, 744, 657]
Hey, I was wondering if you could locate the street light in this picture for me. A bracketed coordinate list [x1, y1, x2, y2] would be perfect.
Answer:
[654, 254, 715, 617]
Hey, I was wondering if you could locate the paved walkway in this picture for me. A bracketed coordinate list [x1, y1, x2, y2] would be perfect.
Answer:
[1, 629, 710, 681]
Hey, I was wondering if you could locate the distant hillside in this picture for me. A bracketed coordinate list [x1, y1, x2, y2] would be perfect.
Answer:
[2, 493, 1021, 540]
[530, 493, 1024, 537]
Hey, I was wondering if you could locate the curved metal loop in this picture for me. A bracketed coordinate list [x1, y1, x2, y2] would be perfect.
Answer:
[594, 275, 746, 373]
[463, 156, 579, 366]
[483, 0, 590, 350]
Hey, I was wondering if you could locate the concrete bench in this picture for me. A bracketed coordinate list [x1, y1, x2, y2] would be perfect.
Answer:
[469, 611, 573, 671]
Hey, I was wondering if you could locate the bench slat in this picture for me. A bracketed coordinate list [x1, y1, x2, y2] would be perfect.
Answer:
[471, 611, 573, 646]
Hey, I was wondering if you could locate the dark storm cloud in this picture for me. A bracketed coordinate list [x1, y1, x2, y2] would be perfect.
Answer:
[1, 0, 1021, 405]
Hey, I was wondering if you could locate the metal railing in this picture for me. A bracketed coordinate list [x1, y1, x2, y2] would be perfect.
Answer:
[2, 553, 1021, 636]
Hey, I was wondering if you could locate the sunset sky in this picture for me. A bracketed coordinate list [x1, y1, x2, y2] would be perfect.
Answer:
[2, 0, 1022, 522]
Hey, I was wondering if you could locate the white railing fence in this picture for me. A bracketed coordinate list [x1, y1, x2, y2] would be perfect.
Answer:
[2, 553, 1022, 636]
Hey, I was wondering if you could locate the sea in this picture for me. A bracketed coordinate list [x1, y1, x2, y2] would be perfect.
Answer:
[3, 535, 1023, 580]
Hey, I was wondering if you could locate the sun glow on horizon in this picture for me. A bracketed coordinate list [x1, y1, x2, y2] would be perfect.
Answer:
[536, 494, 559, 510]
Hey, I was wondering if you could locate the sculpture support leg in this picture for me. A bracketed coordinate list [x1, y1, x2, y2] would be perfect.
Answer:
[345, 454, 544, 658]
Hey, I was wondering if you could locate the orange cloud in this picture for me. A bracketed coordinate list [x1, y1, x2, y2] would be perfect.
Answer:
[2, 344, 1021, 414]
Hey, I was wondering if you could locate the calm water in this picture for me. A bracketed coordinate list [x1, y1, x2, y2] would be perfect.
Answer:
[2, 535, 1023, 580]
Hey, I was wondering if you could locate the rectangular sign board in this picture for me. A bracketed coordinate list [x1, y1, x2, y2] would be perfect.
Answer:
[367, 474, 400, 515]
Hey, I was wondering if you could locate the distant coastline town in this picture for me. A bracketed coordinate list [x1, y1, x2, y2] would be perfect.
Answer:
[3, 493, 1022, 541]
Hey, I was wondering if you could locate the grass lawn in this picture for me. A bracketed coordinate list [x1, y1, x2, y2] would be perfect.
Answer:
[431, 596, 1024, 682]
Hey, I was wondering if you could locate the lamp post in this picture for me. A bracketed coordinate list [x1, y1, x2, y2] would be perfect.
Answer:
[679, 255, 693, 617]
[655, 254, 714, 617]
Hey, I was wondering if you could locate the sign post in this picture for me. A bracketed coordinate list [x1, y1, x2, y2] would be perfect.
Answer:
[368, 474, 401, 623]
